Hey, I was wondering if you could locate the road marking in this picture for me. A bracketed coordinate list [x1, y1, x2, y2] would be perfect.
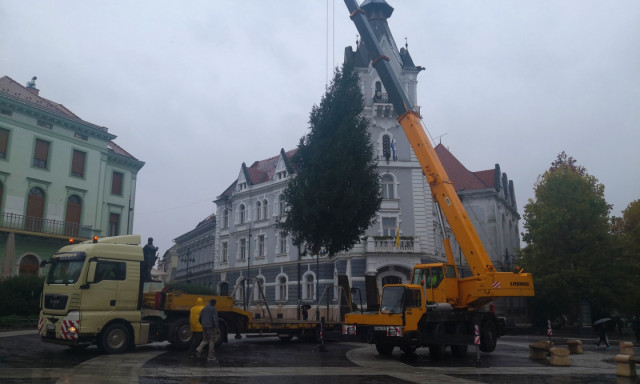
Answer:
[0, 330, 38, 338]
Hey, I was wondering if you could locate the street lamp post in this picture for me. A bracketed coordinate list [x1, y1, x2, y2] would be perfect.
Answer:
[245, 227, 252, 311]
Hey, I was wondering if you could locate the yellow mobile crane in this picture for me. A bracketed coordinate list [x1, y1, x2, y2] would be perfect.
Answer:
[341, 0, 534, 357]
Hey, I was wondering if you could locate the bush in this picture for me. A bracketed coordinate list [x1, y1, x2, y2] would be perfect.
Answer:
[0, 275, 44, 317]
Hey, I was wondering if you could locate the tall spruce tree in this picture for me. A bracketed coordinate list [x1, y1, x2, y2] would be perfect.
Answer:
[280, 63, 382, 257]
[521, 152, 612, 325]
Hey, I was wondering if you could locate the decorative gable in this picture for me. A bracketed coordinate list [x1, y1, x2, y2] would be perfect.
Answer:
[236, 164, 249, 192]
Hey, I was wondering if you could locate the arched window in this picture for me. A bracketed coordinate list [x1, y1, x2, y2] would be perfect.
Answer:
[235, 277, 246, 303]
[381, 174, 394, 199]
[276, 274, 288, 301]
[239, 204, 246, 224]
[253, 276, 265, 301]
[382, 134, 391, 160]
[302, 272, 315, 300]
[374, 81, 382, 101]
[19, 254, 39, 276]
[65, 195, 82, 236]
[219, 281, 230, 296]
[256, 201, 262, 220]
[262, 199, 268, 220]
[26, 187, 45, 231]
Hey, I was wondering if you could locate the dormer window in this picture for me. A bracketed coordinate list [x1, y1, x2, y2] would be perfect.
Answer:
[238, 182, 247, 191]
[276, 171, 287, 180]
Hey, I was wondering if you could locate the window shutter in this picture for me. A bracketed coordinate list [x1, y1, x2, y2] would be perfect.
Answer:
[111, 172, 123, 195]
[0, 128, 8, 158]
[34, 139, 50, 166]
[71, 150, 85, 177]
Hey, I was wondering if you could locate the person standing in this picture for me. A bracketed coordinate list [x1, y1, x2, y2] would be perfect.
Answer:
[188, 297, 205, 358]
[594, 321, 610, 349]
[196, 298, 219, 361]
[632, 315, 640, 342]
[142, 237, 158, 282]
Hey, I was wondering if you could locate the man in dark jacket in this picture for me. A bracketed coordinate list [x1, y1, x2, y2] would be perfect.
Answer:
[196, 299, 219, 361]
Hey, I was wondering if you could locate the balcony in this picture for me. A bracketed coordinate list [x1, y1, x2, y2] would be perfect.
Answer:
[0, 211, 97, 240]
[373, 92, 421, 116]
[364, 236, 420, 254]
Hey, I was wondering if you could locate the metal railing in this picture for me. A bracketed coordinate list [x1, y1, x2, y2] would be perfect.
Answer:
[364, 237, 420, 253]
[0, 211, 96, 239]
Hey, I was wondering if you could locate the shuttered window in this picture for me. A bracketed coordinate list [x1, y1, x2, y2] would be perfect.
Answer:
[0, 128, 8, 159]
[111, 171, 123, 195]
[71, 150, 86, 178]
[33, 139, 50, 169]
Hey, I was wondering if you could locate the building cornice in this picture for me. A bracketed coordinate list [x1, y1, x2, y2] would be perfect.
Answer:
[0, 93, 116, 142]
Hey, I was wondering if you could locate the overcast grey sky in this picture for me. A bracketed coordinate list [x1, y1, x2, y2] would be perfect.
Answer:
[2, 1, 639, 255]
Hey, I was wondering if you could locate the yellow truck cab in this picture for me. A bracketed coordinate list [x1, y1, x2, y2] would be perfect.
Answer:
[38, 235, 204, 354]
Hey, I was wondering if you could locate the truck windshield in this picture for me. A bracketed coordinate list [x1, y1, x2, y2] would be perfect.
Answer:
[380, 286, 404, 314]
[46, 253, 85, 284]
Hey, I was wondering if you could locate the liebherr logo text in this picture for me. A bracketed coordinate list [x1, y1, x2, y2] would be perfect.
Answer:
[510, 282, 530, 286]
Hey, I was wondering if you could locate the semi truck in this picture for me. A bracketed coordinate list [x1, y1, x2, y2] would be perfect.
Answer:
[38, 235, 338, 354]
[341, 0, 535, 357]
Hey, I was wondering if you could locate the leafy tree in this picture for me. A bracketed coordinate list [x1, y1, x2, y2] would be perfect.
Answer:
[521, 152, 612, 325]
[610, 199, 640, 314]
[280, 63, 382, 257]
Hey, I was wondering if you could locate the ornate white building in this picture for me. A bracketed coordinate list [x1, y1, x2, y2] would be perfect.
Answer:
[170, 0, 522, 323]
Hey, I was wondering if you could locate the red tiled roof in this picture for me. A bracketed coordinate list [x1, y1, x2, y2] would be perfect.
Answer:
[246, 149, 296, 185]
[108, 141, 138, 160]
[0, 75, 80, 119]
[218, 149, 297, 200]
[435, 144, 494, 192]
[0, 75, 109, 132]
[196, 213, 216, 228]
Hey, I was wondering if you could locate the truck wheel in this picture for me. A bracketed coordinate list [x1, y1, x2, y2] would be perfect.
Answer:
[451, 344, 468, 357]
[168, 318, 192, 350]
[451, 322, 468, 357]
[400, 345, 416, 354]
[428, 344, 444, 359]
[375, 343, 394, 356]
[479, 319, 497, 353]
[100, 323, 130, 354]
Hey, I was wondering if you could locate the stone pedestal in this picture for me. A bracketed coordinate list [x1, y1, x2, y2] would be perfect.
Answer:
[549, 347, 571, 366]
[615, 354, 637, 377]
[566, 339, 583, 354]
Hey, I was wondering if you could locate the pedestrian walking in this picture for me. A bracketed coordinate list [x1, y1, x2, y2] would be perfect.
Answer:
[593, 318, 611, 349]
[632, 315, 640, 342]
[188, 297, 205, 358]
[196, 298, 219, 361]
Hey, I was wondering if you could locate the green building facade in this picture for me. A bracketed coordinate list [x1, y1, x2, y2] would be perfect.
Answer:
[0, 75, 144, 277]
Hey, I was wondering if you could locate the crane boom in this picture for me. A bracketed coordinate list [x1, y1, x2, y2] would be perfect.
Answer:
[345, 0, 494, 277]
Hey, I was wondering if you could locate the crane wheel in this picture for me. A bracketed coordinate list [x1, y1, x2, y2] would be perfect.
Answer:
[375, 343, 394, 356]
[479, 319, 498, 353]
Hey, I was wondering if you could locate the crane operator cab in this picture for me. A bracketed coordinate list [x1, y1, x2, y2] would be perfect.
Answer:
[411, 263, 459, 308]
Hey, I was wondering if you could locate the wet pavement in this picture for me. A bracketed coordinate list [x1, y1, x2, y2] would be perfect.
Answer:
[1, 330, 639, 383]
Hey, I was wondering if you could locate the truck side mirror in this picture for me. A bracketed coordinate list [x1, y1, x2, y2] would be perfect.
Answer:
[40, 259, 49, 267]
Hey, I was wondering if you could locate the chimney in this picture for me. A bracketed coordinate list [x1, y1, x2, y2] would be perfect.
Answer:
[25, 76, 40, 96]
